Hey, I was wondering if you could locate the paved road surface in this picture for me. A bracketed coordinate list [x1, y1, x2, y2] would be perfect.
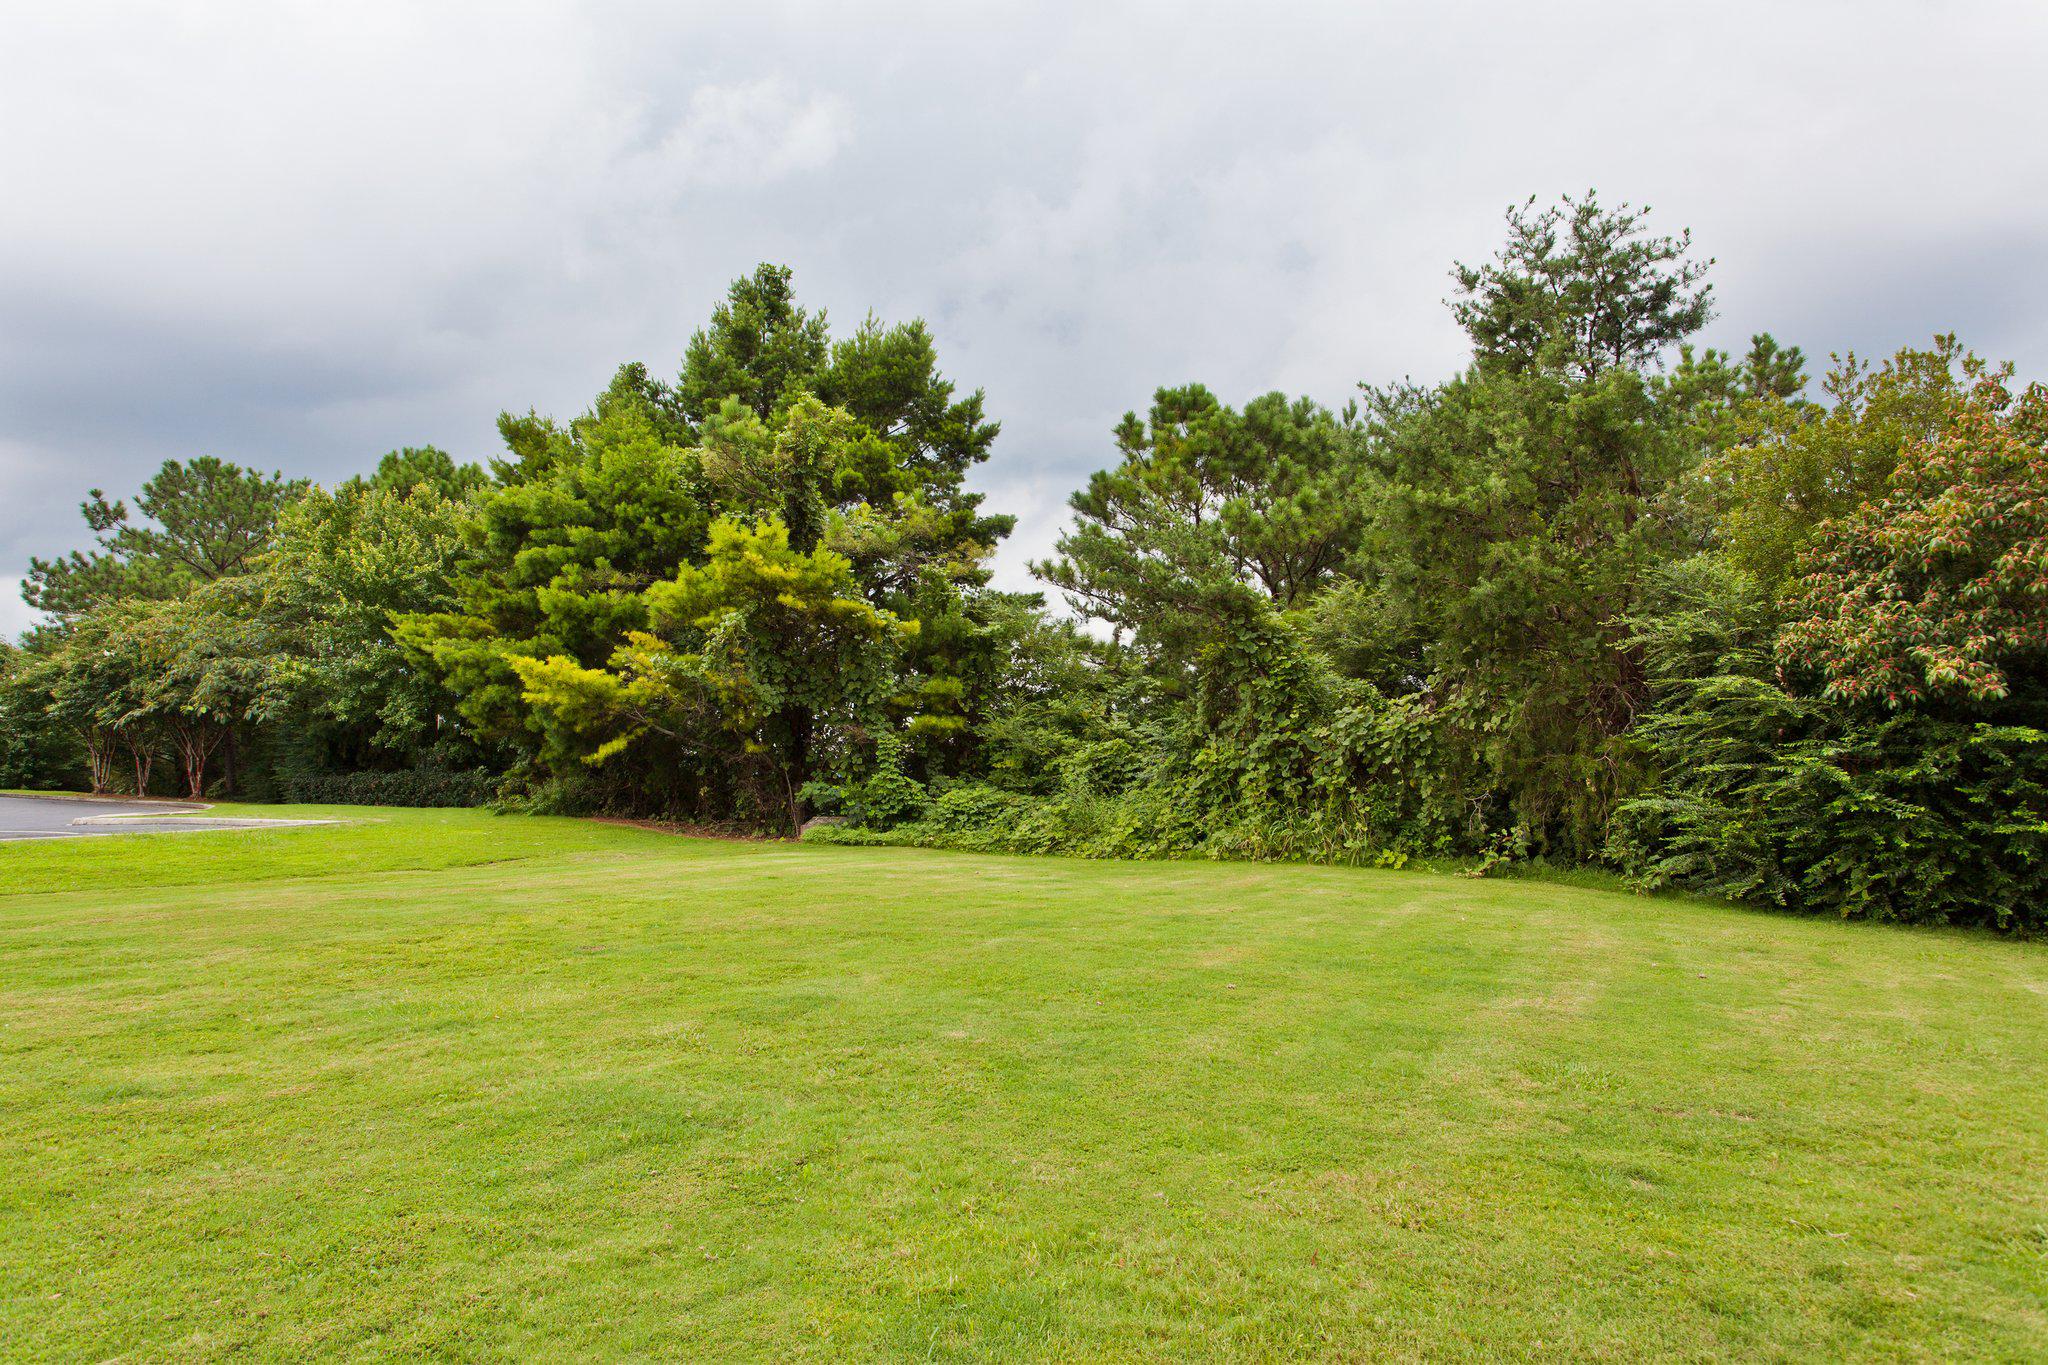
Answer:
[0, 795, 317, 841]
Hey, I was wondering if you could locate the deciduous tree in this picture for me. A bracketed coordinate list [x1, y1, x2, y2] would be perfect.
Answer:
[1779, 375, 2048, 708]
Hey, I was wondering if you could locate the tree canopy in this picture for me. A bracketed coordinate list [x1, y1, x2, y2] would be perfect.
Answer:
[10, 213, 2044, 931]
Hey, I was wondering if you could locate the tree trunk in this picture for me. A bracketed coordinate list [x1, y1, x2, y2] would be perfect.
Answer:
[779, 705, 813, 837]
[84, 728, 116, 794]
[174, 717, 221, 799]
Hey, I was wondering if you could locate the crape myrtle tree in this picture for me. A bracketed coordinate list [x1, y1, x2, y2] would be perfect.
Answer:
[249, 448, 488, 774]
[400, 264, 1014, 827]
[18, 611, 153, 794]
[15, 445, 495, 799]
[11, 592, 260, 798]
[127, 589, 270, 798]
[15, 456, 306, 793]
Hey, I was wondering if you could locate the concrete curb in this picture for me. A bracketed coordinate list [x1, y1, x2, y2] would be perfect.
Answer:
[69, 812, 338, 831]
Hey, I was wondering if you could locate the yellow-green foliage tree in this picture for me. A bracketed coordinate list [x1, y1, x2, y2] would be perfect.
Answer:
[514, 518, 912, 833]
[1679, 335, 1986, 591]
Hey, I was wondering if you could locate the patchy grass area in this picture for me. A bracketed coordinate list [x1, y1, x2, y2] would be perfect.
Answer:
[2, 806, 2043, 1360]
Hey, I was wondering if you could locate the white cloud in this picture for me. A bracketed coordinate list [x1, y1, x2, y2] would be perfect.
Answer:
[645, 79, 851, 190]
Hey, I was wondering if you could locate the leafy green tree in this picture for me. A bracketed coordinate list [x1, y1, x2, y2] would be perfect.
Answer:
[19, 607, 168, 793]
[514, 518, 912, 832]
[1356, 363, 1690, 849]
[106, 591, 268, 797]
[679, 265, 1006, 530]
[959, 599, 1126, 795]
[254, 473, 482, 763]
[1680, 335, 1990, 591]
[24, 457, 305, 616]
[1778, 374, 2048, 708]
[0, 639, 74, 789]
[27, 639, 122, 794]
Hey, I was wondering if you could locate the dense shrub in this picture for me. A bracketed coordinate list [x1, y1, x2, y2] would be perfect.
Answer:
[1618, 710, 2048, 932]
[812, 613, 1513, 871]
[275, 765, 500, 808]
[841, 732, 929, 829]
[0, 646, 75, 791]
[1613, 558, 2048, 931]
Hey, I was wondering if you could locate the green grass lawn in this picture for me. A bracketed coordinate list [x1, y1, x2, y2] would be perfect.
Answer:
[2, 806, 2044, 1361]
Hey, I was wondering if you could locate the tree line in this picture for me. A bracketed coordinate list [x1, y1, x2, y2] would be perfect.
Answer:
[4, 198, 2043, 930]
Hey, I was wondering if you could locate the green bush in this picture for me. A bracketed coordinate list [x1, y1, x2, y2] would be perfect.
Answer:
[843, 733, 929, 829]
[276, 765, 500, 808]
[1618, 712, 2048, 932]
[1613, 558, 2048, 932]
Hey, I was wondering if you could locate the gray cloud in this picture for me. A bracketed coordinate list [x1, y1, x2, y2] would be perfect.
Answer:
[5, 0, 2046, 639]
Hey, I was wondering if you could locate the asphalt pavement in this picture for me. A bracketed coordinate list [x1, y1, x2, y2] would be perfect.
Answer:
[0, 794, 319, 841]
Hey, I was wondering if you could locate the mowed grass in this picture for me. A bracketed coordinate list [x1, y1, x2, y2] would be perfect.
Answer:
[2, 808, 2044, 1361]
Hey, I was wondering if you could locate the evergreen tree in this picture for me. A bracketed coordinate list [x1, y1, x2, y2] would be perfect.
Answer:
[1451, 192, 1713, 379]
[24, 457, 304, 616]
[1039, 385, 1364, 664]
[676, 263, 831, 425]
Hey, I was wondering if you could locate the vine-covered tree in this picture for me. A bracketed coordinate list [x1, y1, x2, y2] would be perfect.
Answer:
[1343, 196, 1721, 851]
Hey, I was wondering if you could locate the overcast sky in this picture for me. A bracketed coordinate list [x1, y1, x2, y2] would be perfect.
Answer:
[5, 0, 2045, 640]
